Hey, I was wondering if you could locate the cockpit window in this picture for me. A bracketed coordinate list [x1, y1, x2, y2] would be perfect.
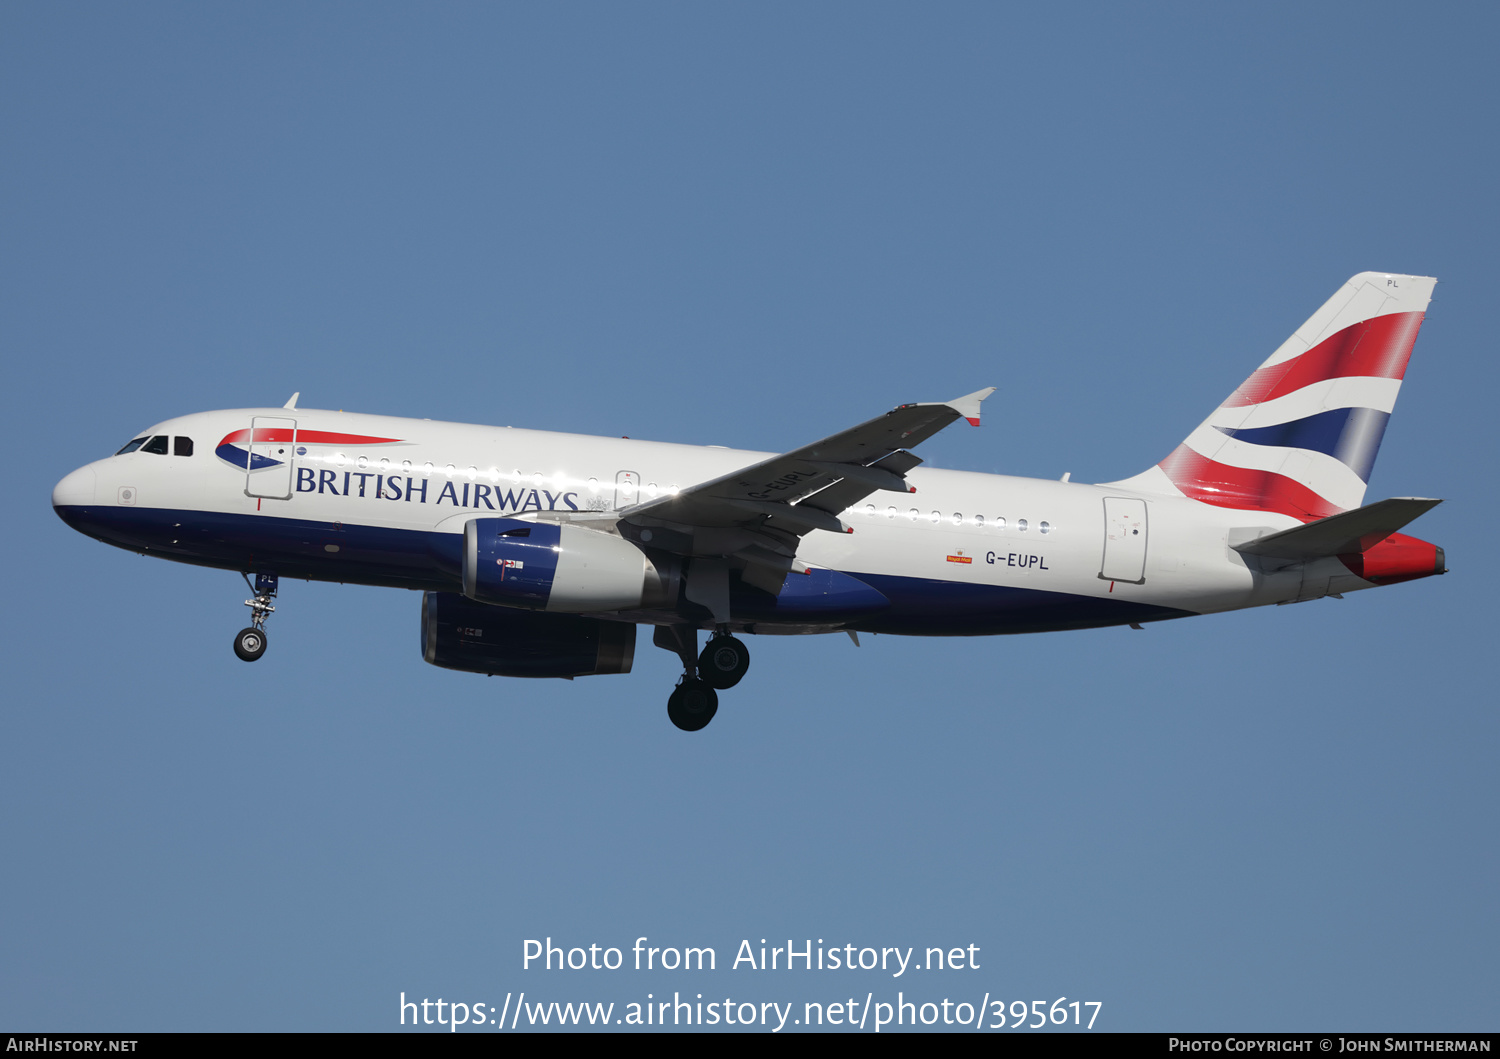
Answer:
[115, 437, 148, 455]
[142, 436, 170, 455]
[174, 437, 194, 457]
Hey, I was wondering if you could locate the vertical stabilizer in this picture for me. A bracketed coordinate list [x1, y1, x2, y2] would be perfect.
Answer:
[1109, 272, 1436, 519]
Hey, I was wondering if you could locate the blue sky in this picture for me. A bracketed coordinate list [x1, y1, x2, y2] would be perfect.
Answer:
[3, 2, 1496, 1032]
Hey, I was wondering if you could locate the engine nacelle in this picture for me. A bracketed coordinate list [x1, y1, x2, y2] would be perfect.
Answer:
[421, 591, 635, 678]
[462, 518, 676, 612]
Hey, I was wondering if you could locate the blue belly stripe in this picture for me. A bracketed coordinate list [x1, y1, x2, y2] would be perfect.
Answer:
[53, 504, 1195, 634]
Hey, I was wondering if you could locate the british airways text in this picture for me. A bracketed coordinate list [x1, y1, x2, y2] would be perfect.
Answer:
[296, 468, 580, 513]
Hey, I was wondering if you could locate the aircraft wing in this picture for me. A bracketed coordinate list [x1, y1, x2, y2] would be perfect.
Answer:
[617, 388, 994, 592]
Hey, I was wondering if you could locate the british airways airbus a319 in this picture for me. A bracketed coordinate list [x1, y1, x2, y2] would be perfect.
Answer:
[53, 273, 1446, 730]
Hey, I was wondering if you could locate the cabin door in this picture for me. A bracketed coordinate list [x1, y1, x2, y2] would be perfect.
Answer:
[1099, 496, 1148, 584]
[244, 416, 298, 500]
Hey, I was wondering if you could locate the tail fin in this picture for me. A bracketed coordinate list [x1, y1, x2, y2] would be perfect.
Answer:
[1111, 272, 1436, 519]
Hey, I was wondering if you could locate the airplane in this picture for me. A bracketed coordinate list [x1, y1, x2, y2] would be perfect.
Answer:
[52, 272, 1447, 731]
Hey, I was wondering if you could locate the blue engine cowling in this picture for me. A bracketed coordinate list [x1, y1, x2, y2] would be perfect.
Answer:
[462, 517, 673, 612]
[421, 591, 635, 678]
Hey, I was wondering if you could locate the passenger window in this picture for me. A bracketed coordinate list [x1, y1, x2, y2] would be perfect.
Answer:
[174, 437, 194, 457]
[1039, 521, 1051, 534]
[115, 437, 148, 455]
[142, 436, 169, 455]
[1017, 518, 1029, 532]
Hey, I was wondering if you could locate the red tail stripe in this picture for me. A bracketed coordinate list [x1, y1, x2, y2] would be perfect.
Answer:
[1221, 311, 1424, 408]
[1159, 445, 1342, 520]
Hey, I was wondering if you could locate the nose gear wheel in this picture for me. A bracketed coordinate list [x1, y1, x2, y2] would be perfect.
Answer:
[234, 627, 267, 661]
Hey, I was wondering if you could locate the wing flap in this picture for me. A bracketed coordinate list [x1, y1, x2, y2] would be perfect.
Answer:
[621, 388, 995, 543]
[799, 450, 925, 516]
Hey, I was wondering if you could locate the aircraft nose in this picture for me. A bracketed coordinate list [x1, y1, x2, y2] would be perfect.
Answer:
[53, 465, 97, 510]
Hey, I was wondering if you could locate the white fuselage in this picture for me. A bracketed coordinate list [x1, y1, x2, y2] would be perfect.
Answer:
[53, 406, 1368, 636]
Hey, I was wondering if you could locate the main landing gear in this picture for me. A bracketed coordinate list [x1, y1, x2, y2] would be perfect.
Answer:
[699, 633, 750, 689]
[234, 572, 278, 662]
[655, 625, 751, 732]
[667, 678, 717, 732]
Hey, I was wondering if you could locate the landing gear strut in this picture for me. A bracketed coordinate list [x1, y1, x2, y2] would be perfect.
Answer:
[653, 624, 751, 730]
[234, 572, 277, 662]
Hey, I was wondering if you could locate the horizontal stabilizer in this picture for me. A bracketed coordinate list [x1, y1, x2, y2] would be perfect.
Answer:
[1232, 497, 1442, 560]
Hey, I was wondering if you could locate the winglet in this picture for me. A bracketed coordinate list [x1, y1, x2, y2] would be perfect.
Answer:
[283, 392, 300, 410]
[948, 387, 996, 426]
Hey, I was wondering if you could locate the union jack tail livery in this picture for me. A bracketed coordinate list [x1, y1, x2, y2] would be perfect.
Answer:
[1119, 272, 1436, 520]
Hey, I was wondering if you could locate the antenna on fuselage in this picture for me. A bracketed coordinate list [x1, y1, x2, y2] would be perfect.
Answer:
[283, 392, 300, 410]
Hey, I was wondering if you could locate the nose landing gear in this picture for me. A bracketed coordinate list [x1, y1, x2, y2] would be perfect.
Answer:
[234, 572, 277, 662]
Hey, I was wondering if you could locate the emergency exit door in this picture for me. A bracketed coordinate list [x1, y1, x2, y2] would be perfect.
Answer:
[614, 470, 640, 511]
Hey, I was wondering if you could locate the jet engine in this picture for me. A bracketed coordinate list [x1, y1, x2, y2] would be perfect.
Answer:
[461, 518, 677, 612]
[421, 591, 635, 678]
